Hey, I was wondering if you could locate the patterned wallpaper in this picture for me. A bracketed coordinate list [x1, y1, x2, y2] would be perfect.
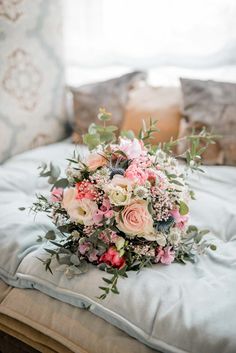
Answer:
[0, 0, 66, 163]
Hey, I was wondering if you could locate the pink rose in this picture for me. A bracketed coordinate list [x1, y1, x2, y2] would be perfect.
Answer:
[155, 246, 175, 265]
[51, 187, 63, 202]
[87, 153, 107, 171]
[116, 200, 154, 237]
[171, 209, 188, 230]
[99, 247, 126, 269]
[125, 164, 148, 185]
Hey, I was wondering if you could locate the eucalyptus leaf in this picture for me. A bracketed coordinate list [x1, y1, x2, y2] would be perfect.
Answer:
[179, 201, 189, 215]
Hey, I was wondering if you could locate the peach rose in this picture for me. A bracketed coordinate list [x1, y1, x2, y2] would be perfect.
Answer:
[116, 200, 154, 237]
[87, 153, 107, 171]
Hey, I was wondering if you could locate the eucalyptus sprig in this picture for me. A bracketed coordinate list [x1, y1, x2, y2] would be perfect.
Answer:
[83, 108, 118, 150]
[161, 127, 219, 172]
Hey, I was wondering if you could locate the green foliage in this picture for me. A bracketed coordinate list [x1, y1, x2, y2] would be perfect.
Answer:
[161, 127, 220, 172]
[83, 108, 118, 150]
[138, 118, 159, 144]
[120, 130, 135, 140]
[97, 265, 128, 300]
[179, 201, 189, 215]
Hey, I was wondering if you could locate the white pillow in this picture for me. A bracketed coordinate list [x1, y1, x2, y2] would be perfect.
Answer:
[0, 0, 66, 163]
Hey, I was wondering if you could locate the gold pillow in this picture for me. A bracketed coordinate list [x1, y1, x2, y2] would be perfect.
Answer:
[121, 86, 181, 144]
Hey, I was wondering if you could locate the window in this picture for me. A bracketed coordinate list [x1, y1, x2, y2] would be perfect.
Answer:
[63, 0, 236, 85]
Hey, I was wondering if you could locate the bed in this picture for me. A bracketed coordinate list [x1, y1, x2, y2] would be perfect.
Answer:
[0, 140, 235, 353]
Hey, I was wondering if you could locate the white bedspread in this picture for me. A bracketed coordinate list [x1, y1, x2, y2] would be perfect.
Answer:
[0, 141, 236, 353]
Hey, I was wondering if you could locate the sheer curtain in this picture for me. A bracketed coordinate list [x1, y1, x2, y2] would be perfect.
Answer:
[63, 0, 236, 85]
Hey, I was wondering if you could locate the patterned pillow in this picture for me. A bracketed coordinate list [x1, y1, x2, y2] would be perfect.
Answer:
[70, 71, 147, 143]
[178, 78, 236, 165]
[0, 0, 66, 163]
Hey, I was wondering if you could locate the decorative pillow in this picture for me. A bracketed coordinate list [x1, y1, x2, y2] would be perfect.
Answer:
[121, 86, 181, 144]
[70, 71, 147, 143]
[178, 78, 236, 165]
[0, 0, 66, 163]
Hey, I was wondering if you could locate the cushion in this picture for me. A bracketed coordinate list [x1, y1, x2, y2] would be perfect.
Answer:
[0, 141, 236, 353]
[178, 78, 236, 165]
[0, 283, 156, 353]
[0, 0, 66, 163]
[70, 71, 147, 143]
[121, 86, 181, 144]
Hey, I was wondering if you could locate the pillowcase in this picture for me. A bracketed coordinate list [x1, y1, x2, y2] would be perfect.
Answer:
[121, 86, 181, 144]
[70, 71, 147, 143]
[178, 78, 236, 165]
[0, 0, 66, 163]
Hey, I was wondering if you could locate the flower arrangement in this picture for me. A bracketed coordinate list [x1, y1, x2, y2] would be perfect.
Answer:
[28, 109, 216, 299]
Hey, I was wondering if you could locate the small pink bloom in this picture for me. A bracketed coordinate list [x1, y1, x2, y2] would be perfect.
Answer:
[147, 169, 157, 185]
[76, 181, 97, 200]
[99, 230, 118, 244]
[88, 249, 99, 262]
[93, 198, 114, 224]
[171, 209, 188, 230]
[99, 247, 126, 269]
[125, 164, 148, 185]
[155, 246, 175, 265]
[78, 241, 91, 255]
[51, 188, 63, 202]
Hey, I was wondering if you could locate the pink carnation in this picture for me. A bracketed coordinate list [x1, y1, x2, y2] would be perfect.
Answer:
[171, 208, 188, 230]
[125, 164, 148, 185]
[76, 181, 97, 201]
[51, 188, 63, 202]
[99, 247, 126, 269]
[155, 246, 175, 265]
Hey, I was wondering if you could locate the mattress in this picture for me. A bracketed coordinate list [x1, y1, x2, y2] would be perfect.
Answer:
[0, 140, 236, 353]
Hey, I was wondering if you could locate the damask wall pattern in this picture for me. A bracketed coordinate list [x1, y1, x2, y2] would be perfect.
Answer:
[0, 0, 66, 163]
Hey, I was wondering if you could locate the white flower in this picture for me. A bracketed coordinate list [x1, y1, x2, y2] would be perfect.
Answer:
[168, 228, 181, 245]
[144, 231, 166, 245]
[134, 185, 149, 199]
[63, 190, 98, 225]
[108, 185, 131, 206]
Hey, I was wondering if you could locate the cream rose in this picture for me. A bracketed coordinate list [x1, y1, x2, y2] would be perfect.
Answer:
[116, 200, 154, 237]
[87, 153, 107, 171]
[108, 186, 131, 206]
[110, 175, 134, 191]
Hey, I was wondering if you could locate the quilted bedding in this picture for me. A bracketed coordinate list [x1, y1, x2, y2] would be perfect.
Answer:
[0, 141, 236, 353]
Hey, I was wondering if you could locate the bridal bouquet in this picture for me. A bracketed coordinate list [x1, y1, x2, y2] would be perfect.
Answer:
[29, 109, 216, 299]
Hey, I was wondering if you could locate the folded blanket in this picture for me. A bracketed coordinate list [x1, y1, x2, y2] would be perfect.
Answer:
[0, 141, 236, 353]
